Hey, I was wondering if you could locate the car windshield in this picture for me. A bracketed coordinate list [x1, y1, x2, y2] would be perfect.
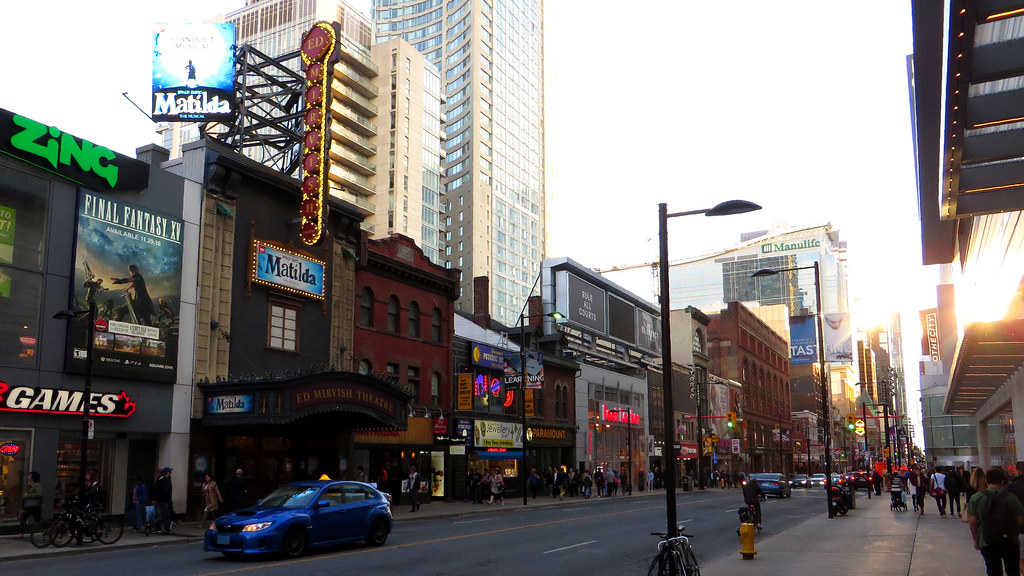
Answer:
[758, 474, 782, 481]
[257, 485, 320, 508]
[794, 474, 808, 479]
[811, 474, 825, 479]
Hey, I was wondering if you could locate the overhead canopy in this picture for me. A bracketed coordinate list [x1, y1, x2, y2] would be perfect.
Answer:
[945, 319, 1024, 415]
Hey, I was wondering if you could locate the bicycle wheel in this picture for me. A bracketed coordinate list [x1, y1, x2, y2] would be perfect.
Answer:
[681, 543, 701, 576]
[51, 518, 75, 548]
[96, 516, 124, 544]
[30, 519, 54, 548]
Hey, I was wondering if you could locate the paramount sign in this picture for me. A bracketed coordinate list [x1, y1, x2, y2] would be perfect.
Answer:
[0, 382, 136, 417]
[760, 238, 821, 254]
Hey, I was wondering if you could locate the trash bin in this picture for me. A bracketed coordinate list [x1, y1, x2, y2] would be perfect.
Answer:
[681, 475, 693, 491]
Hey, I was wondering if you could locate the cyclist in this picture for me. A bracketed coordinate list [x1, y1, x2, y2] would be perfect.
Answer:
[740, 473, 765, 528]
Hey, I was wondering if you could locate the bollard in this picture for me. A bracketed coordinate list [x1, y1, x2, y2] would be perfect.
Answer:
[739, 522, 757, 559]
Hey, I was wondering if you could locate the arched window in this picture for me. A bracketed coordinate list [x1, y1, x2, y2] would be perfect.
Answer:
[408, 301, 421, 338]
[431, 308, 442, 342]
[360, 288, 374, 327]
[358, 359, 371, 374]
[554, 385, 563, 418]
[692, 329, 705, 354]
[387, 296, 400, 332]
[431, 372, 441, 406]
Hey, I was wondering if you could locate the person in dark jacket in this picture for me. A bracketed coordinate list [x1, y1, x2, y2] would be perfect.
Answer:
[741, 473, 766, 528]
[152, 467, 173, 534]
[225, 468, 247, 512]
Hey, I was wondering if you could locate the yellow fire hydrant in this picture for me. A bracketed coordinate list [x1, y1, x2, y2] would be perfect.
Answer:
[739, 522, 757, 559]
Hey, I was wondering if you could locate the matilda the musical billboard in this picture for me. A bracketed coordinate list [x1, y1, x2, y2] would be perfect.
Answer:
[152, 23, 236, 122]
[63, 191, 184, 383]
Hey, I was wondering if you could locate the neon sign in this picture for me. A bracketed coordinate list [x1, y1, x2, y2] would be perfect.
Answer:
[0, 442, 20, 455]
[298, 21, 339, 245]
[602, 405, 642, 425]
[474, 374, 515, 407]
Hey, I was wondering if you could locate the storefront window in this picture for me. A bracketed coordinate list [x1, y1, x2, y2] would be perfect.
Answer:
[0, 429, 33, 527]
[56, 436, 111, 508]
[0, 164, 50, 369]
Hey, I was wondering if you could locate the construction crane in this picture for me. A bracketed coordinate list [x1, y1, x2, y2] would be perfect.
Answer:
[592, 261, 661, 299]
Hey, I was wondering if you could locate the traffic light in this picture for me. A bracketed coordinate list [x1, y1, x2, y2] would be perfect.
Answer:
[846, 414, 855, 430]
[726, 411, 737, 428]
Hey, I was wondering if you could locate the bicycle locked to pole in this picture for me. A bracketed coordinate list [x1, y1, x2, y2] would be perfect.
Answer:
[648, 523, 701, 576]
[29, 502, 123, 548]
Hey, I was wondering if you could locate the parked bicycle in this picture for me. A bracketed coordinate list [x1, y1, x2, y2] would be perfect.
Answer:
[648, 524, 701, 576]
[31, 504, 123, 547]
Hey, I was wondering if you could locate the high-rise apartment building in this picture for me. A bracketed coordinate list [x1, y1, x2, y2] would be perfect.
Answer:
[373, 0, 546, 326]
[369, 39, 444, 262]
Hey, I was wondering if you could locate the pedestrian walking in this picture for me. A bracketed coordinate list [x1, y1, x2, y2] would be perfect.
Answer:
[17, 471, 43, 539]
[967, 467, 1024, 576]
[407, 466, 422, 512]
[200, 474, 223, 528]
[529, 467, 540, 499]
[946, 465, 964, 518]
[225, 468, 247, 512]
[581, 469, 593, 499]
[129, 475, 148, 532]
[471, 467, 483, 504]
[594, 467, 605, 497]
[929, 466, 949, 517]
[488, 471, 504, 505]
[153, 467, 174, 534]
[911, 466, 929, 514]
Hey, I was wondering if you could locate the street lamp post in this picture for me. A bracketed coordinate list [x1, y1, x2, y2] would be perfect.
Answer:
[658, 199, 761, 536]
[54, 300, 98, 496]
[752, 261, 833, 517]
[518, 311, 563, 505]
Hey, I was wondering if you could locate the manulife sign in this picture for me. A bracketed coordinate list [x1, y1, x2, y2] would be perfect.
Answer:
[760, 238, 821, 253]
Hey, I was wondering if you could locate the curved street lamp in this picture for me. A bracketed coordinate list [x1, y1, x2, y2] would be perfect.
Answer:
[751, 261, 834, 517]
[518, 310, 563, 505]
[659, 199, 761, 536]
[53, 300, 98, 497]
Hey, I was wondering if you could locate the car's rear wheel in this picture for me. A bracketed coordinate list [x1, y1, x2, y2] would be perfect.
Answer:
[366, 517, 389, 546]
[282, 527, 307, 557]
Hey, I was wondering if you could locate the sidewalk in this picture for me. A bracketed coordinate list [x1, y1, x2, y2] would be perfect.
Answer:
[703, 492, 981, 576]
[0, 488, 983, 573]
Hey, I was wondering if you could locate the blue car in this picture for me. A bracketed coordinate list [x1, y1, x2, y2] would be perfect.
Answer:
[204, 480, 393, 557]
[750, 473, 792, 498]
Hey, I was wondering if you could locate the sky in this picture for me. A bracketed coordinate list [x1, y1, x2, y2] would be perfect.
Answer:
[0, 1, 931, 444]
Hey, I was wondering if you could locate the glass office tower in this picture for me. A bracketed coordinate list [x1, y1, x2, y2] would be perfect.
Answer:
[374, 0, 545, 325]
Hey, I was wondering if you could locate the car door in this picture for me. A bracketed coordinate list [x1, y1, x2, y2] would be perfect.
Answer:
[308, 484, 346, 546]
[338, 484, 376, 540]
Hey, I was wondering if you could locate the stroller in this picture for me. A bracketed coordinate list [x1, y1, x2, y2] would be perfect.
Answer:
[890, 486, 907, 511]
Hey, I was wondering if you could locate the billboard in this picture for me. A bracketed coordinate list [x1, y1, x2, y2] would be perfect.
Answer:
[65, 191, 183, 383]
[152, 23, 236, 122]
[789, 315, 818, 364]
[823, 313, 853, 362]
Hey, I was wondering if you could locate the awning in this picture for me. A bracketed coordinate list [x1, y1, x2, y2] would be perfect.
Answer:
[474, 450, 522, 460]
[946, 319, 1024, 415]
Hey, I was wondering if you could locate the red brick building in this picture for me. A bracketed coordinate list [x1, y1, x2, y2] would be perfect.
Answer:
[352, 233, 459, 502]
[708, 301, 792, 474]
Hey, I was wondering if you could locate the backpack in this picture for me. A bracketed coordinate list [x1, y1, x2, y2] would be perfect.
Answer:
[981, 489, 1020, 545]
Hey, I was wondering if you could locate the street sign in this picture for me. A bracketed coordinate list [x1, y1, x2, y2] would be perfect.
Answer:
[855, 419, 865, 436]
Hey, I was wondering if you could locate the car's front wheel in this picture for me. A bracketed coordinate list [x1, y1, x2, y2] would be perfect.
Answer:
[282, 526, 307, 557]
[366, 517, 389, 546]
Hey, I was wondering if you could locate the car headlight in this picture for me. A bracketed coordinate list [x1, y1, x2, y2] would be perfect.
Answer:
[243, 522, 274, 532]
[208, 522, 217, 531]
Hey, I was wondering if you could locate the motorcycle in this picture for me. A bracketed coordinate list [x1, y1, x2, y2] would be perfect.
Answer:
[829, 485, 849, 516]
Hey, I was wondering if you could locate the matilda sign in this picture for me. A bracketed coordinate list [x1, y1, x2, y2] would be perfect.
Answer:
[251, 240, 325, 300]
[0, 107, 149, 191]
